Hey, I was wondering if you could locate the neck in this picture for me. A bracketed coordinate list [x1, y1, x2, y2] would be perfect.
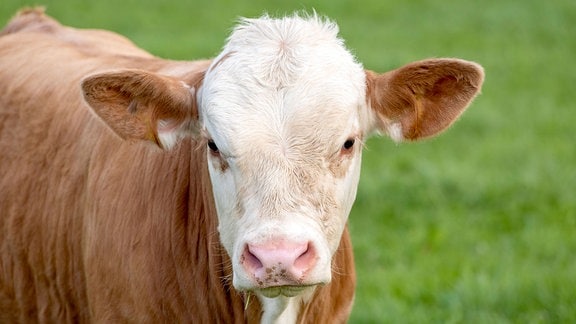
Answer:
[257, 288, 316, 324]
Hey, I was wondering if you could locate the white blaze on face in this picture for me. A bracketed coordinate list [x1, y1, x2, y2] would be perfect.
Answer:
[197, 14, 368, 294]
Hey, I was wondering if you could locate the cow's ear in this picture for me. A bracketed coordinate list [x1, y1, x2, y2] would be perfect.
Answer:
[82, 69, 204, 149]
[366, 59, 484, 141]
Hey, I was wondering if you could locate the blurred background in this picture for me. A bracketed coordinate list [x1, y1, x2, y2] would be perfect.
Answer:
[1, 0, 574, 322]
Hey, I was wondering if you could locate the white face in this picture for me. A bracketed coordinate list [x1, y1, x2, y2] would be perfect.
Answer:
[197, 16, 370, 297]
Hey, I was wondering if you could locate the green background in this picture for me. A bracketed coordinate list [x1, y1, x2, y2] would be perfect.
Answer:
[1, 0, 574, 322]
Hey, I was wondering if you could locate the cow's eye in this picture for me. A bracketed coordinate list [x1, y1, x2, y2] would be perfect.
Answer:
[207, 140, 219, 154]
[342, 138, 355, 151]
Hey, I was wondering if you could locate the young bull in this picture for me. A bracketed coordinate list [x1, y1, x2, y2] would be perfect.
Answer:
[0, 8, 483, 323]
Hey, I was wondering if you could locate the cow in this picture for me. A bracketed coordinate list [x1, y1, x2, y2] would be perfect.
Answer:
[0, 8, 484, 323]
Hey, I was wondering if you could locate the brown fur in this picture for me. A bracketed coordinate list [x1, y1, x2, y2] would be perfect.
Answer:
[0, 8, 356, 323]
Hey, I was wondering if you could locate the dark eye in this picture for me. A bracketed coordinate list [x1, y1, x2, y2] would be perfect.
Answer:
[207, 140, 219, 154]
[342, 138, 355, 150]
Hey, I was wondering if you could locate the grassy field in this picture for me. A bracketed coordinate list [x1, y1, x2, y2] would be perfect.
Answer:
[2, 0, 575, 322]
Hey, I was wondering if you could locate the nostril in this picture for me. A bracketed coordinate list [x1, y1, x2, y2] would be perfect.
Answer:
[242, 245, 263, 272]
[294, 242, 316, 271]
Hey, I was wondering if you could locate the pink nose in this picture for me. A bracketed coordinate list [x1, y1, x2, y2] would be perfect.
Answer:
[241, 240, 317, 287]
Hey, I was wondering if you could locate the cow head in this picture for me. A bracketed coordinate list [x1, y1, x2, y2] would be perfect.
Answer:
[82, 14, 483, 310]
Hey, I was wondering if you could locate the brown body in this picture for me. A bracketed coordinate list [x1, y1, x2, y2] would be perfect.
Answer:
[0, 9, 355, 322]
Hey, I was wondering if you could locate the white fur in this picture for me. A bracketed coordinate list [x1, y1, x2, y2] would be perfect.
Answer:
[198, 14, 369, 323]
[157, 119, 181, 149]
[387, 122, 404, 142]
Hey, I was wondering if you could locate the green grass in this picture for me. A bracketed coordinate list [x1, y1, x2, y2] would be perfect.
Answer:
[2, 0, 575, 322]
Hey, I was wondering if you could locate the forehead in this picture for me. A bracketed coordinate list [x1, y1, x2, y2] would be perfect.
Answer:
[198, 15, 366, 144]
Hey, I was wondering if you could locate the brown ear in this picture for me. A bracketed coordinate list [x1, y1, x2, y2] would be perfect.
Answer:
[366, 58, 484, 141]
[82, 69, 203, 149]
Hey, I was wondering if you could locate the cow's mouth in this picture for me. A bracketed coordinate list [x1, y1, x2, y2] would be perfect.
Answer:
[257, 284, 316, 298]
